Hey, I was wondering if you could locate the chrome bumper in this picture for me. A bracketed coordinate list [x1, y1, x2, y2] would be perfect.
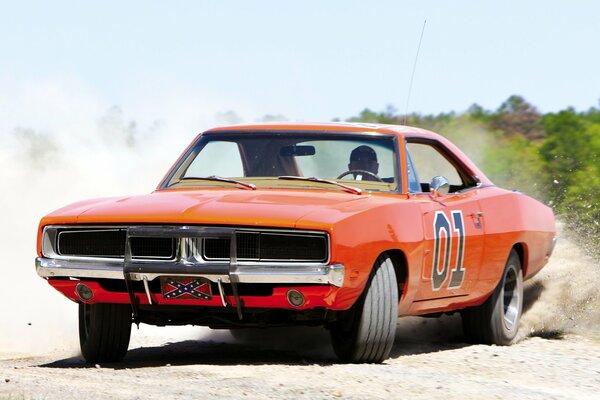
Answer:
[35, 257, 345, 287]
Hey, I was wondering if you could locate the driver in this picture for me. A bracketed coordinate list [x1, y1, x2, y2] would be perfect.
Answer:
[348, 145, 379, 181]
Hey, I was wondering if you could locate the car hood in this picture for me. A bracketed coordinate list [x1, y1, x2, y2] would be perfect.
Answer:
[43, 188, 401, 230]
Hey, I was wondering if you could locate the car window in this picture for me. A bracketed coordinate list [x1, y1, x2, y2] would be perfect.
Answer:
[295, 140, 395, 182]
[166, 133, 399, 192]
[405, 148, 422, 193]
[406, 142, 469, 192]
[184, 141, 244, 177]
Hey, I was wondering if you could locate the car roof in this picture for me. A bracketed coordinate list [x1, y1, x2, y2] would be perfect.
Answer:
[203, 121, 438, 139]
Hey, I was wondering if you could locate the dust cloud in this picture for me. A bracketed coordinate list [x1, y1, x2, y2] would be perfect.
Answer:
[518, 221, 600, 339]
[0, 79, 214, 355]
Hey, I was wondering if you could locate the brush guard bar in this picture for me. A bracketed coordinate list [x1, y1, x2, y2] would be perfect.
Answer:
[123, 226, 247, 321]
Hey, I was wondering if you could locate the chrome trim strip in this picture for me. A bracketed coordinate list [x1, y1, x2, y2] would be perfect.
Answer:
[36, 257, 124, 279]
[35, 257, 345, 287]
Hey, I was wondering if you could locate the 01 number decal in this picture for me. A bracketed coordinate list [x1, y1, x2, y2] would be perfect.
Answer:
[432, 210, 466, 291]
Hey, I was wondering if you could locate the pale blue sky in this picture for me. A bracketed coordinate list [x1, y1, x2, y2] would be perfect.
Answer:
[1, 0, 599, 122]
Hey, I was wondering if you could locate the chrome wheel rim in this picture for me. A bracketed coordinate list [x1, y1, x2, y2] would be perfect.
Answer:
[502, 264, 520, 331]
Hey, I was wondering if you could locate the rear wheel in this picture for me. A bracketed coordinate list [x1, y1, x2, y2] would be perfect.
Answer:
[330, 255, 398, 363]
[462, 249, 523, 345]
[79, 303, 132, 363]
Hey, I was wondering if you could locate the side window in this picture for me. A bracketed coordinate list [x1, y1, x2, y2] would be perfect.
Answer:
[406, 142, 471, 193]
[405, 148, 421, 193]
[185, 141, 244, 177]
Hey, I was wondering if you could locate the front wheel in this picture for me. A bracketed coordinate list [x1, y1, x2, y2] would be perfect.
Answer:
[461, 249, 523, 345]
[79, 303, 132, 363]
[329, 255, 398, 363]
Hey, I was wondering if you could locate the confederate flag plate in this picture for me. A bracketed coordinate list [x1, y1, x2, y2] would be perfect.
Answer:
[160, 277, 212, 300]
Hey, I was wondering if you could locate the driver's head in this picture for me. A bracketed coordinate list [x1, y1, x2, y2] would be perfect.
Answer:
[349, 145, 379, 175]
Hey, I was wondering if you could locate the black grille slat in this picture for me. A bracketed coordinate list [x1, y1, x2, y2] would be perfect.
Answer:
[57, 229, 175, 259]
[238, 232, 260, 259]
[203, 232, 327, 262]
[260, 234, 327, 261]
[203, 238, 230, 259]
[58, 230, 126, 258]
[130, 237, 175, 259]
[204, 233, 260, 259]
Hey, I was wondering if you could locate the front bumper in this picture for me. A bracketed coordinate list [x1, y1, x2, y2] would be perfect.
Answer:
[37, 225, 347, 318]
[35, 257, 345, 287]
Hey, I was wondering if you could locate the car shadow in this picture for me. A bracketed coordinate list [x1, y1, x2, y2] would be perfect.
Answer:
[391, 314, 469, 357]
[38, 284, 547, 369]
[39, 315, 472, 369]
[39, 327, 336, 369]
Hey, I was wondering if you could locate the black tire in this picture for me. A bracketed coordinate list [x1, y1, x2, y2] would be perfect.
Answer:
[330, 255, 398, 363]
[461, 249, 523, 345]
[79, 303, 132, 363]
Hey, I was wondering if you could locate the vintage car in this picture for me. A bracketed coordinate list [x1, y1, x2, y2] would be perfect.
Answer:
[36, 122, 556, 363]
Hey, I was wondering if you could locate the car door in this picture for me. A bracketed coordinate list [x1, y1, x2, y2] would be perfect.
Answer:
[405, 140, 485, 306]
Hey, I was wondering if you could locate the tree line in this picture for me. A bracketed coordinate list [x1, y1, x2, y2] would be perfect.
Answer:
[346, 95, 600, 251]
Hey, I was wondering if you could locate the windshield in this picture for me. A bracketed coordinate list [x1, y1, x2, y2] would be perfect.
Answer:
[163, 132, 399, 192]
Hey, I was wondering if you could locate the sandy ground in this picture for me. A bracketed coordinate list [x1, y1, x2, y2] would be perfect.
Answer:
[1, 327, 599, 400]
[1, 223, 599, 399]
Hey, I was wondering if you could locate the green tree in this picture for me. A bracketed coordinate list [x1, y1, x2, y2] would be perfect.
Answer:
[539, 109, 592, 204]
[491, 95, 544, 140]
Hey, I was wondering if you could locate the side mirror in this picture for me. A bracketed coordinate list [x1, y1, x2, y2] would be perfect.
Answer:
[430, 176, 450, 200]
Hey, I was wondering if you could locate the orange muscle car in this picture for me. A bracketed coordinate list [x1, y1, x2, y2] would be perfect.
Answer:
[36, 122, 556, 363]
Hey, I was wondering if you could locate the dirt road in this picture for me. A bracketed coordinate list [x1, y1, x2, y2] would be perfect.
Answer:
[1, 327, 599, 400]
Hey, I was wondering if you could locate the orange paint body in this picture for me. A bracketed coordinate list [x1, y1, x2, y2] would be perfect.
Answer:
[37, 123, 556, 317]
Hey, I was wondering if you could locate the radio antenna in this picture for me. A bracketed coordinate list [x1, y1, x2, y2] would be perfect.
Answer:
[404, 19, 427, 125]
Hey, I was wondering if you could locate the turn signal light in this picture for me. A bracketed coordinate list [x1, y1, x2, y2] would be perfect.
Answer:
[76, 283, 94, 301]
[286, 289, 305, 307]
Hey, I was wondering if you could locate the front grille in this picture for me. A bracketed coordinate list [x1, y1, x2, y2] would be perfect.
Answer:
[57, 229, 175, 259]
[50, 226, 327, 263]
[204, 232, 260, 259]
[203, 232, 327, 262]
[58, 229, 126, 258]
[130, 237, 175, 259]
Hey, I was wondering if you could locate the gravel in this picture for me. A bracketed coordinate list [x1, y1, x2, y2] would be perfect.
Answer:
[1, 330, 599, 400]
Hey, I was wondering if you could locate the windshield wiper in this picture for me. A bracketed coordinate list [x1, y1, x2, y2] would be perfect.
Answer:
[174, 175, 256, 190]
[278, 176, 362, 195]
